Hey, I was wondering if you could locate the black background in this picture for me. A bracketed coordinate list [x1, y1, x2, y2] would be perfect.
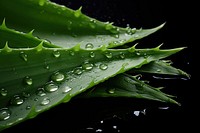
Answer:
[2, 0, 194, 133]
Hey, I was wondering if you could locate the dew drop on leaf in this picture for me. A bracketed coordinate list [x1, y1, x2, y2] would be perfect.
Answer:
[0, 88, 7, 96]
[40, 97, 50, 106]
[51, 72, 65, 82]
[24, 76, 33, 85]
[73, 67, 83, 75]
[36, 88, 46, 96]
[104, 52, 112, 58]
[19, 51, 28, 61]
[99, 63, 108, 70]
[0, 108, 11, 121]
[82, 62, 93, 70]
[107, 88, 115, 94]
[44, 82, 58, 92]
[89, 52, 95, 58]
[10, 95, 24, 105]
[62, 86, 72, 93]
[85, 43, 94, 49]
[53, 50, 60, 58]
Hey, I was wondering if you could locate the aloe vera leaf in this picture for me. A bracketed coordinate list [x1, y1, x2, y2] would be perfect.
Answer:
[79, 73, 180, 105]
[0, 20, 60, 48]
[0, 0, 164, 49]
[133, 60, 190, 78]
[0, 42, 184, 131]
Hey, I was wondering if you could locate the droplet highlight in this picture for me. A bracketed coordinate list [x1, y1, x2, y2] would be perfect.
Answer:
[85, 43, 94, 49]
[10, 95, 24, 105]
[99, 63, 108, 70]
[0, 108, 11, 121]
[20, 51, 28, 61]
[24, 76, 33, 85]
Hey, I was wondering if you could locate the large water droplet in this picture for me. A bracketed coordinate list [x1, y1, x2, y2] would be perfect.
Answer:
[85, 43, 94, 49]
[0, 108, 11, 121]
[82, 62, 93, 70]
[53, 50, 60, 58]
[44, 82, 58, 92]
[20, 51, 28, 61]
[99, 63, 108, 70]
[0, 88, 7, 96]
[10, 95, 24, 105]
[40, 97, 50, 106]
[24, 76, 33, 85]
[51, 72, 65, 82]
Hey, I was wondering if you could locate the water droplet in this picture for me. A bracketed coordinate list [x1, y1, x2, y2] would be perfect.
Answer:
[39, 0, 45, 6]
[44, 83, 58, 93]
[10, 95, 24, 105]
[53, 50, 60, 58]
[107, 88, 115, 94]
[36, 88, 46, 96]
[82, 62, 93, 70]
[26, 106, 31, 110]
[51, 72, 65, 82]
[24, 76, 33, 85]
[85, 43, 94, 49]
[156, 69, 161, 72]
[62, 86, 72, 93]
[99, 63, 108, 70]
[126, 27, 136, 35]
[69, 51, 75, 56]
[136, 51, 140, 55]
[0, 108, 11, 121]
[22, 92, 30, 98]
[0, 88, 7, 96]
[40, 97, 50, 106]
[104, 52, 112, 58]
[119, 52, 125, 59]
[89, 52, 95, 58]
[19, 51, 28, 62]
[73, 67, 83, 75]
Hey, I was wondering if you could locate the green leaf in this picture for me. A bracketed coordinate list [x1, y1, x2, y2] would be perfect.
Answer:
[0, 0, 165, 49]
[0, 41, 184, 131]
[79, 73, 180, 105]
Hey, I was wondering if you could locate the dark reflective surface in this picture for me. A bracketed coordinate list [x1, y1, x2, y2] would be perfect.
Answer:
[2, 0, 194, 132]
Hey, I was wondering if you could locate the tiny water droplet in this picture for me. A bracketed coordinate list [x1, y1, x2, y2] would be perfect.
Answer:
[107, 88, 115, 94]
[62, 86, 72, 93]
[51, 72, 65, 82]
[36, 88, 46, 96]
[24, 76, 33, 85]
[0, 108, 11, 121]
[85, 43, 94, 49]
[22, 92, 30, 98]
[104, 52, 112, 58]
[82, 62, 93, 70]
[136, 51, 140, 55]
[39, 0, 45, 6]
[99, 63, 108, 70]
[0, 88, 7, 96]
[69, 51, 75, 56]
[89, 52, 95, 58]
[40, 97, 50, 106]
[10, 95, 24, 105]
[44, 82, 58, 93]
[73, 67, 83, 75]
[20, 51, 28, 61]
[53, 50, 60, 58]
[26, 106, 31, 110]
[119, 52, 125, 59]
[156, 69, 161, 72]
